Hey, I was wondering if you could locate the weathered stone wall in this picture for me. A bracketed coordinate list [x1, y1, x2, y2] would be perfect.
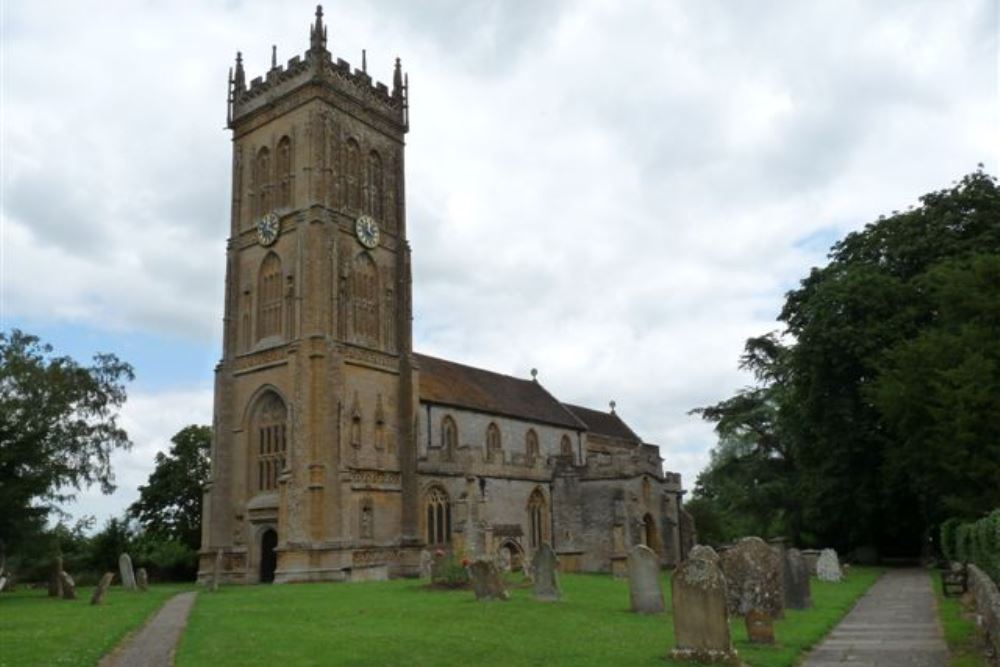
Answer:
[967, 564, 1000, 663]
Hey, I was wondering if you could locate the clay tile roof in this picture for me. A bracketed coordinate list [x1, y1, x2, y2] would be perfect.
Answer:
[562, 403, 642, 443]
[414, 353, 585, 430]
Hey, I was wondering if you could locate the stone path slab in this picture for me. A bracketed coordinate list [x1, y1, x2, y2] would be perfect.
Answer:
[801, 568, 948, 667]
[99, 591, 197, 667]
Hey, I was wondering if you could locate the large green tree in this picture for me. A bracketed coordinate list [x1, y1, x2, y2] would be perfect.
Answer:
[0, 330, 133, 553]
[692, 169, 1000, 555]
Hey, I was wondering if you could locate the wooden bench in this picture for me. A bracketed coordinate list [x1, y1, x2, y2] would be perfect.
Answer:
[941, 563, 968, 597]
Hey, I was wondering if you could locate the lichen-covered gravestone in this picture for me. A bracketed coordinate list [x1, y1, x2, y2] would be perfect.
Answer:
[119, 553, 136, 590]
[468, 559, 509, 601]
[670, 546, 738, 664]
[59, 571, 76, 600]
[688, 544, 720, 564]
[719, 536, 784, 618]
[419, 549, 433, 580]
[784, 548, 812, 609]
[628, 544, 664, 613]
[532, 543, 560, 601]
[90, 572, 114, 605]
[816, 548, 843, 582]
[136, 567, 149, 592]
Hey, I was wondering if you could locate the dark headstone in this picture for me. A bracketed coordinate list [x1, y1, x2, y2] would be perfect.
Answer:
[119, 553, 136, 591]
[745, 608, 775, 644]
[468, 559, 508, 601]
[59, 571, 76, 600]
[90, 572, 114, 605]
[784, 548, 812, 609]
[136, 567, 149, 592]
[670, 546, 738, 664]
[628, 544, 664, 613]
[719, 536, 784, 618]
[531, 543, 560, 601]
[48, 556, 63, 598]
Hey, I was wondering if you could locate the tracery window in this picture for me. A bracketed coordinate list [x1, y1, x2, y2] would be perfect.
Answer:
[254, 146, 272, 217]
[349, 253, 379, 346]
[486, 423, 502, 463]
[366, 150, 383, 219]
[252, 391, 287, 492]
[441, 415, 457, 460]
[345, 139, 361, 210]
[525, 429, 539, 465]
[560, 434, 574, 460]
[425, 486, 451, 545]
[527, 488, 547, 549]
[276, 136, 292, 209]
[257, 252, 283, 341]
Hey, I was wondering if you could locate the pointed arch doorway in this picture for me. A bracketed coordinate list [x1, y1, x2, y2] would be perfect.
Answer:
[260, 528, 278, 583]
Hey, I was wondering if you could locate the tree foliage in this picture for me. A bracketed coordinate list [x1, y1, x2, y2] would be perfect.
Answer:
[0, 330, 133, 552]
[691, 169, 1000, 555]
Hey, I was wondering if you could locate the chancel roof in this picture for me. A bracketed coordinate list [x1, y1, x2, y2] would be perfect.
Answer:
[414, 353, 586, 430]
[562, 403, 642, 444]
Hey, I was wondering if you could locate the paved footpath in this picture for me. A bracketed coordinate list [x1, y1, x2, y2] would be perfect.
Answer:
[99, 591, 198, 667]
[801, 568, 948, 667]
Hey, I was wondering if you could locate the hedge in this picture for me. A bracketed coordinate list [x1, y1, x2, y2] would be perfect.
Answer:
[941, 509, 1000, 583]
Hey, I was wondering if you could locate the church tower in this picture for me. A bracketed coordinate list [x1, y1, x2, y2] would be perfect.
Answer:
[200, 6, 419, 583]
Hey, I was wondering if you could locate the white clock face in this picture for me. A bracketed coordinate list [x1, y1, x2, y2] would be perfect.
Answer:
[355, 215, 380, 249]
[257, 213, 280, 246]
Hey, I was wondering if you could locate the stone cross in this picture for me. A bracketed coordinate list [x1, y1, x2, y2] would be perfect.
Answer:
[136, 568, 149, 592]
[531, 543, 560, 601]
[719, 536, 784, 618]
[670, 546, 738, 664]
[418, 549, 433, 580]
[468, 559, 509, 601]
[816, 548, 843, 582]
[90, 572, 115, 605]
[784, 548, 812, 609]
[119, 553, 136, 591]
[628, 544, 664, 613]
[59, 571, 77, 600]
[48, 556, 63, 598]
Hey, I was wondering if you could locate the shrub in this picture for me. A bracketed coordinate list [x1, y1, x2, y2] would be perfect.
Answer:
[940, 518, 961, 562]
[430, 553, 469, 589]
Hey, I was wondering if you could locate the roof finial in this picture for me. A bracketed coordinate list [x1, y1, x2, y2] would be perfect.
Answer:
[393, 57, 403, 97]
[233, 51, 245, 90]
[271, 45, 277, 69]
[530, 368, 538, 382]
[609, 400, 617, 414]
[362, 49, 367, 73]
[310, 5, 327, 51]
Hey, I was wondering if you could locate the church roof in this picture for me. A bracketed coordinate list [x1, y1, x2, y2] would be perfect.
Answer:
[414, 353, 586, 430]
[562, 403, 642, 444]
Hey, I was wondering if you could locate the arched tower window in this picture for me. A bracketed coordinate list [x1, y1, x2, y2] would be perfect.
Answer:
[527, 488, 547, 550]
[560, 434, 574, 460]
[254, 146, 272, 217]
[525, 429, 539, 466]
[276, 136, 292, 209]
[441, 415, 457, 460]
[425, 486, 451, 545]
[251, 391, 287, 493]
[345, 139, 361, 211]
[349, 253, 379, 347]
[257, 252, 283, 341]
[366, 150, 383, 219]
[486, 422, 502, 463]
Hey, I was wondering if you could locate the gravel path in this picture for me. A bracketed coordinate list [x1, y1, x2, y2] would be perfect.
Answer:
[801, 568, 948, 667]
[99, 591, 198, 667]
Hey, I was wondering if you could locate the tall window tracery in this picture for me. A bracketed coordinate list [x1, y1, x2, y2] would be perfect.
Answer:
[486, 423, 502, 463]
[254, 146, 272, 217]
[425, 486, 451, 545]
[441, 415, 457, 460]
[252, 391, 287, 492]
[366, 150, 383, 219]
[257, 252, 283, 341]
[527, 488, 547, 549]
[560, 434, 574, 460]
[525, 429, 539, 465]
[276, 136, 292, 209]
[345, 139, 361, 210]
[349, 253, 379, 346]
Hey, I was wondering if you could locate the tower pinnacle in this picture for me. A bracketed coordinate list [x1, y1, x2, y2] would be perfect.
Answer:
[310, 5, 327, 52]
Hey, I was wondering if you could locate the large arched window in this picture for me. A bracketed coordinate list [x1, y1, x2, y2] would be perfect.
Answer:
[257, 252, 283, 341]
[486, 422, 502, 463]
[527, 488, 547, 549]
[366, 150, 383, 219]
[349, 253, 379, 346]
[425, 486, 451, 545]
[276, 136, 292, 209]
[560, 434, 574, 460]
[254, 146, 272, 217]
[345, 139, 361, 210]
[441, 415, 457, 460]
[251, 391, 287, 492]
[525, 429, 539, 466]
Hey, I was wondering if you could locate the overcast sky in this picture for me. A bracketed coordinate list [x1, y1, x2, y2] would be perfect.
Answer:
[2, 0, 997, 530]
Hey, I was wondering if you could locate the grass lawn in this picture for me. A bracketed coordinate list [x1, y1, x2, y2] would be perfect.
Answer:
[932, 572, 988, 667]
[177, 567, 881, 667]
[0, 584, 193, 667]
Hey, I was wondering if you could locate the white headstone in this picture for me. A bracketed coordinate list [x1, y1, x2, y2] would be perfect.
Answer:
[816, 548, 843, 582]
[118, 553, 136, 590]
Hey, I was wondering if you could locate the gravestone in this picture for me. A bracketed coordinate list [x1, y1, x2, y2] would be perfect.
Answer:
[801, 549, 821, 575]
[745, 608, 774, 644]
[816, 548, 843, 582]
[688, 544, 720, 564]
[211, 548, 223, 592]
[719, 536, 784, 618]
[136, 568, 149, 592]
[784, 548, 812, 609]
[48, 556, 63, 597]
[59, 571, 76, 600]
[670, 546, 738, 664]
[118, 553, 136, 590]
[419, 549, 433, 580]
[628, 544, 664, 613]
[532, 543, 560, 601]
[468, 559, 509, 601]
[90, 572, 114, 605]
[496, 547, 511, 574]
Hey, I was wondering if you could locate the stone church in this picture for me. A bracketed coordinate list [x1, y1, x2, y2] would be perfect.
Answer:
[199, 6, 692, 585]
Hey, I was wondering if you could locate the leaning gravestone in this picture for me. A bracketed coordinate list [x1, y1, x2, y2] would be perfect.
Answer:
[468, 559, 509, 601]
[816, 548, 843, 582]
[745, 608, 774, 645]
[670, 546, 738, 664]
[784, 548, 812, 609]
[532, 543, 560, 601]
[419, 549, 433, 580]
[49, 556, 63, 598]
[136, 568, 149, 592]
[59, 571, 76, 600]
[119, 553, 136, 590]
[628, 544, 664, 613]
[90, 572, 114, 605]
[719, 536, 784, 618]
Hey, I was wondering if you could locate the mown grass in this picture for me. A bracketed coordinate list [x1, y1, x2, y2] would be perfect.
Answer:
[932, 572, 989, 667]
[177, 567, 881, 667]
[0, 584, 193, 667]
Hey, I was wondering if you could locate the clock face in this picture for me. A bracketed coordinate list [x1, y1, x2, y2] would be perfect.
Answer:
[257, 213, 280, 246]
[355, 215, 380, 249]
